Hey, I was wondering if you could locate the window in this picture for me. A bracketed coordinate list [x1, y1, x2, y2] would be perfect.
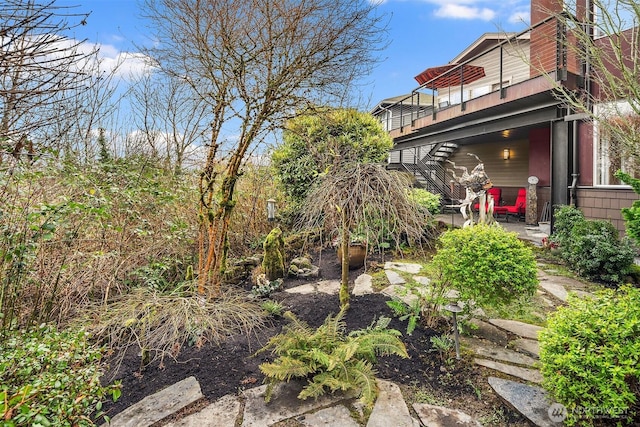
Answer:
[594, 101, 640, 185]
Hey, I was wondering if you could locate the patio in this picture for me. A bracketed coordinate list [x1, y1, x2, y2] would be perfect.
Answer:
[435, 213, 549, 247]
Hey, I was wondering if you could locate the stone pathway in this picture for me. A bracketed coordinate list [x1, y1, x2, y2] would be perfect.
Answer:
[105, 262, 595, 427]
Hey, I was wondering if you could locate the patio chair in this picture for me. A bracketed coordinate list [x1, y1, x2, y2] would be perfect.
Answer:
[497, 188, 526, 222]
[473, 187, 501, 212]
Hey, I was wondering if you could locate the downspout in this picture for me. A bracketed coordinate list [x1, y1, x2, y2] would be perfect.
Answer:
[570, 119, 579, 207]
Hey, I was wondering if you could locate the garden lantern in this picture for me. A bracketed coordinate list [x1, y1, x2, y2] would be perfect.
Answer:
[267, 199, 276, 222]
[444, 302, 463, 360]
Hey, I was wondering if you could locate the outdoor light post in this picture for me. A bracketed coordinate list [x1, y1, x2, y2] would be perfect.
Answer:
[266, 199, 276, 222]
[444, 302, 463, 360]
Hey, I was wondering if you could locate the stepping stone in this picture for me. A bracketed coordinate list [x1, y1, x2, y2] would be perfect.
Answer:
[165, 395, 240, 427]
[463, 337, 537, 367]
[474, 358, 543, 383]
[538, 282, 568, 302]
[488, 377, 558, 427]
[488, 319, 543, 340]
[285, 283, 316, 295]
[385, 270, 406, 285]
[367, 379, 419, 427]
[384, 262, 422, 274]
[380, 285, 417, 306]
[316, 280, 341, 295]
[353, 274, 374, 295]
[413, 276, 430, 285]
[301, 405, 359, 427]
[106, 376, 203, 427]
[467, 319, 509, 346]
[241, 379, 353, 427]
[511, 338, 540, 358]
[412, 403, 481, 427]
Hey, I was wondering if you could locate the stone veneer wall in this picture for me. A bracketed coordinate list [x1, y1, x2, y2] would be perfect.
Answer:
[576, 188, 636, 235]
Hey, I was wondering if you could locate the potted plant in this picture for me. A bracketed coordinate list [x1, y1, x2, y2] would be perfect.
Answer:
[336, 233, 368, 269]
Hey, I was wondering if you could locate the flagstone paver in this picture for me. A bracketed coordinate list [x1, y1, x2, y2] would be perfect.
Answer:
[412, 403, 482, 427]
[384, 262, 422, 274]
[474, 358, 543, 383]
[538, 281, 568, 302]
[384, 269, 406, 285]
[366, 379, 419, 427]
[380, 284, 418, 306]
[352, 274, 374, 295]
[468, 319, 509, 346]
[164, 395, 240, 427]
[301, 405, 360, 427]
[316, 279, 341, 295]
[106, 376, 203, 427]
[413, 276, 430, 285]
[241, 380, 354, 427]
[488, 377, 558, 427]
[463, 337, 538, 367]
[488, 319, 544, 340]
[285, 283, 316, 295]
[511, 338, 540, 358]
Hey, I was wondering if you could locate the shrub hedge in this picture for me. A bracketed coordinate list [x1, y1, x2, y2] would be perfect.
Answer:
[539, 286, 640, 425]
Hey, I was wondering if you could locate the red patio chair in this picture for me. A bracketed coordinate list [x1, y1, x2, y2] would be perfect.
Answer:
[500, 188, 526, 222]
[473, 187, 501, 212]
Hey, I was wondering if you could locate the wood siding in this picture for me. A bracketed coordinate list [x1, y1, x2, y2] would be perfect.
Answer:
[447, 140, 530, 188]
[576, 188, 636, 235]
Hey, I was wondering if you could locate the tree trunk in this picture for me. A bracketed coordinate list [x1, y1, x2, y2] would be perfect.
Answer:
[339, 222, 350, 309]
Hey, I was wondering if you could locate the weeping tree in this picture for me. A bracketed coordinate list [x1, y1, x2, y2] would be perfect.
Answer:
[141, 0, 388, 298]
[299, 162, 432, 309]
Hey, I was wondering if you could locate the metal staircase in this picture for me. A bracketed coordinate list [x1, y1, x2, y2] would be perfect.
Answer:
[397, 142, 461, 206]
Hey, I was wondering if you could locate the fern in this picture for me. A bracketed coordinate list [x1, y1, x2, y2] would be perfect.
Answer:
[257, 308, 408, 408]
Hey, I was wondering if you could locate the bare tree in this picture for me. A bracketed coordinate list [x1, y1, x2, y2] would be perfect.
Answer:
[142, 0, 388, 297]
[129, 72, 209, 174]
[0, 0, 103, 161]
[549, 1, 640, 168]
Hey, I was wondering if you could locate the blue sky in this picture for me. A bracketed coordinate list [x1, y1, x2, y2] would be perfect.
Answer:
[57, 0, 531, 109]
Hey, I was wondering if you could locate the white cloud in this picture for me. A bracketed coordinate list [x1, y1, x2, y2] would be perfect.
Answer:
[97, 49, 154, 80]
[508, 9, 530, 25]
[433, 3, 495, 21]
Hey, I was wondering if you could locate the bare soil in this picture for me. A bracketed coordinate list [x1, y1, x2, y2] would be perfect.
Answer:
[100, 249, 530, 426]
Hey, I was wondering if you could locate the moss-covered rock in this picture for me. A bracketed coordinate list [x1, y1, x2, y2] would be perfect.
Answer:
[262, 227, 285, 281]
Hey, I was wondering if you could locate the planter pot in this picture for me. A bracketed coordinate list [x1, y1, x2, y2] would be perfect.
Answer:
[337, 243, 367, 269]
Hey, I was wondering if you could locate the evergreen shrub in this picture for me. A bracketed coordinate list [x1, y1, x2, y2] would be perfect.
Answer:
[430, 224, 538, 308]
[552, 205, 635, 284]
[0, 325, 120, 426]
[539, 286, 640, 425]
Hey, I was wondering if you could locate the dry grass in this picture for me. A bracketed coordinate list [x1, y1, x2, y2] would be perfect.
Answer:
[81, 286, 268, 371]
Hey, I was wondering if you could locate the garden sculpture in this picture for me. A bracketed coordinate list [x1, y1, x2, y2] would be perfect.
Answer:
[447, 153, 494, 227]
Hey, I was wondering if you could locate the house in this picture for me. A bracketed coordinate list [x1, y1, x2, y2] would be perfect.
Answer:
[374, 0, 638, 234]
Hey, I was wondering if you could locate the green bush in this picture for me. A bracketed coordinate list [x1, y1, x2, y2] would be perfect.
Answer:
[430, 224, 538, 308]
[271, 108, 392, 207]
[551, 205, 635, 284]
[539, 286, 640, 426]
[0, 325, 120, 426]
[616, 170, 640, 247]
[257, 308, 408, 408]
[409, 188, 441, 215]
[563, 219, 635, 284]
[550, 205, 585, 248]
